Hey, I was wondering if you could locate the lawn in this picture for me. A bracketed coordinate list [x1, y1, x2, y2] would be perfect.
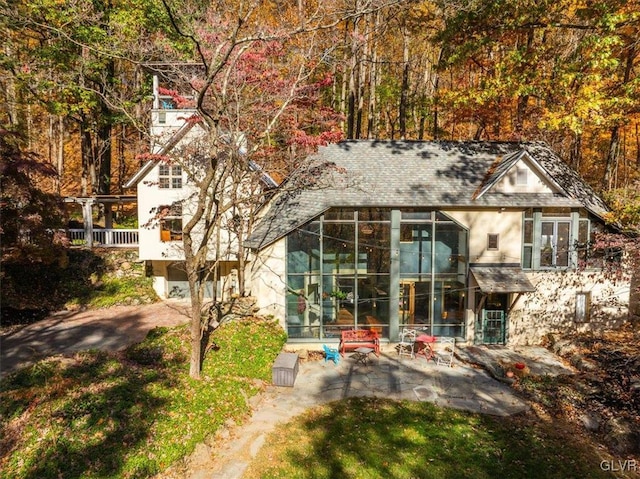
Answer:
[2, 319, 636, 479]
[243, 397, 619, 479]
[0, 317, 287, 479]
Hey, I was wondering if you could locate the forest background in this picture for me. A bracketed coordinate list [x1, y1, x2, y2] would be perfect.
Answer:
[1, 0, 639, 314]
[2, 0, 639, 204]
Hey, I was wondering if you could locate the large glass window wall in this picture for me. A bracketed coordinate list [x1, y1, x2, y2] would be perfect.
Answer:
[286, 208, 467, 340]
[399, 210, 467, 338]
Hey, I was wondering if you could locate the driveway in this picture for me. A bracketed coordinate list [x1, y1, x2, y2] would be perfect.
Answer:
[0, 301, 191, 378]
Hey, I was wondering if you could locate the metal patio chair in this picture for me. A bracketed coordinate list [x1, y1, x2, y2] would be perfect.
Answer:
[436, 337, 455, 367]
[398, 328, 417, 359]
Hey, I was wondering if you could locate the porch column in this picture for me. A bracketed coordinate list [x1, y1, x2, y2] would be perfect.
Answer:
[82, 199, 94, 248]
[389, 209, 401, 341]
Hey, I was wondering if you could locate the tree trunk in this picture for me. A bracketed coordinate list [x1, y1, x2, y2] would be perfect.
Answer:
[80, 122, 92, 196]
[570, 132, 582, 170]
[630, 253, 640, 326]
[57, 116, 64, 194]
[636, 123, 640, 169]
[603, 126, 620, 190]
[399, 28, 409, 140]
[96, 119, 112, 195]
[189, 288, 203, 379]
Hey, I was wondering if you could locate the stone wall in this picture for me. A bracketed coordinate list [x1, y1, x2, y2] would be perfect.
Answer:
[507, 269, 631, 345]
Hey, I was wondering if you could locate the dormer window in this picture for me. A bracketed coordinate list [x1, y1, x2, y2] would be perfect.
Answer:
[159, 164, 182, 189]
[516, 168, 528, 185]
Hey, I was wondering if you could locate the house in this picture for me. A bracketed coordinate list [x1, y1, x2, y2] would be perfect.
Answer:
[124, 69, 277, 300]
[244, 140, 632, 345]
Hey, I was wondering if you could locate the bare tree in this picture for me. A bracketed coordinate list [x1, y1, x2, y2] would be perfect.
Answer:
[155, 0, 358, 378]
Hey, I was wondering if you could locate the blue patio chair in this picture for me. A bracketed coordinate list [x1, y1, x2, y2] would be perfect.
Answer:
[323, 344, 340, 364]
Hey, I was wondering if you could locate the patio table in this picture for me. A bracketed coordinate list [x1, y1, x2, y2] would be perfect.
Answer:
[352, 347, 375, 366]
[416, 335, 436, 360]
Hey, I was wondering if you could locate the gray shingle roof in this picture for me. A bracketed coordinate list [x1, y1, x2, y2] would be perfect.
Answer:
[246, 140, 610, 249]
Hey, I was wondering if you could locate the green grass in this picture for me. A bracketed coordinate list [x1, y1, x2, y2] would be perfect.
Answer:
[84, 276, 157, 308]
[1, 321, 630, 479]
[244, 397, 618, 479]
[0, 317, 287, 479]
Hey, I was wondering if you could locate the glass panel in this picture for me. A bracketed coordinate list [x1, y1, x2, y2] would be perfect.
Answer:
[322, 275, 355, 335]
[358, 223, 390, 273]
[402, 209, 433, 220]
[578, 219, 590, 244]
[523, 219, 533, 243]
[413, 281, 431, 326]
[323, 208, 356, 221]
[171, 165, 182, 176]
[322, 223, 355, 274]
[433, 281, 465, 337]
[159, 177, 170, 189]
[357, 276, 390, 335]
[358, 208, 390, 221]
[523, 246, 533, 269]
[399, 225, 431, 275]
[159, 164, 170, 176]
[540, 222, 554, 266]
[524, 208, 533, 218]
[399, 282, 414, 326]
[556, 222, 570, 267]
[171, 177, 182, 189]
[434, 222, 462, 274]
[542, 208, 571, 217]
[287, 224, 320, 274]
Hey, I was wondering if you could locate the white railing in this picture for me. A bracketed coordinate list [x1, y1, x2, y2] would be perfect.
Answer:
[67, 229, 138, 247]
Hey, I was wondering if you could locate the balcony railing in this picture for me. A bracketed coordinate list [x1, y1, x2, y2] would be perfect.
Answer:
[66, 229, 138, 247]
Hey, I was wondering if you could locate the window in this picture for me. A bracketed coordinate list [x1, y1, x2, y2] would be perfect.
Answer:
[540, 220, 570, 267]
[516, 168, 528, 185]
[160, 204, 182, 241]
[575, 292, 591, 322]
[487, 233, 499, 250]
[522, 208, 591, 270]
[158, 164, 182, 189]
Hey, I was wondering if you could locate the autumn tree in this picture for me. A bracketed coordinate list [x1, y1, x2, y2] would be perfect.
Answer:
[152, 0, 359, 378]
[0, 0, 167, 196]
[0, 127, 65, 260]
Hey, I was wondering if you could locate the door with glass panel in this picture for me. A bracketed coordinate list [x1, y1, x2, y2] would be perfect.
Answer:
[540, 221, 570, 267]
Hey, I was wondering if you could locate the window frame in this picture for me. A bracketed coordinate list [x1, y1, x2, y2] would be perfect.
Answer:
[487, 233, 499, 251]
[160, 204, 183, 242]
[575, 292, 591, 323]
[158, 164, 183, 189]
[522, 208, 589, 271]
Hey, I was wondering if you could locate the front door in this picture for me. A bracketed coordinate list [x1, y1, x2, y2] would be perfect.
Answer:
[482, 310, 505, 344]
[481, 293, 508, 344]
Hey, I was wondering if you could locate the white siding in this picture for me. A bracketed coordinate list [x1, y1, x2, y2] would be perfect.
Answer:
[494, 158, 557, 194]
[247, 239, 287, 327]
[445, 210, 523, 264]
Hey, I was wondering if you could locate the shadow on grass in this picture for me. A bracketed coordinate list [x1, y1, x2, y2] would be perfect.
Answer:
[1, 350, 174, 479]
[259, 397, 612, 479]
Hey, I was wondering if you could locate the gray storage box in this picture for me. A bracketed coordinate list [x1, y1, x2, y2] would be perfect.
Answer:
[272, 352, 299, 387]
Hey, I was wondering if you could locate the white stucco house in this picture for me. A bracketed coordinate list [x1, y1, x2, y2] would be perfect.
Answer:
[244, 140, 632, 346]
[126, 73, 631, 346]
[124, 72, 277, 301]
